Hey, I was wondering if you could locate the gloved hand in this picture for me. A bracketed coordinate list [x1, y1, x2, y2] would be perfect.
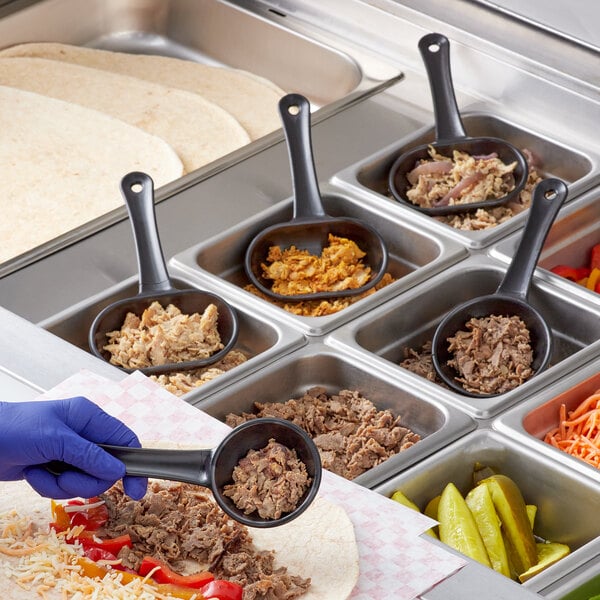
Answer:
[0, 397, 147, 500]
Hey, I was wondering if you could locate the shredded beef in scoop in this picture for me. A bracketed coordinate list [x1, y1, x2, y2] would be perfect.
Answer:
[446, 314, 534, 395]
[223, 439, 311, 520]
[99, 481, 311, 600]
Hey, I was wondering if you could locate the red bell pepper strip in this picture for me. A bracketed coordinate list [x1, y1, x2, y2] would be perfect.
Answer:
[200, 580, 244, 600]
[79, 533, 133, 555]
[550, 265, 590, 282]
[590, 244, 600, 270]
[139, 556, 214, 588]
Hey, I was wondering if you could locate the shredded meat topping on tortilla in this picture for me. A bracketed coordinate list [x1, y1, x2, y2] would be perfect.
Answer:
[100, 482, 311, 599]
[226, 387, 420, 480]
[245, 272, 395, 316]
[261, 234, 372, 296]
[223, 439, 311, 520]
[446, 314, 534, 395]
[103, 301, 223, 370]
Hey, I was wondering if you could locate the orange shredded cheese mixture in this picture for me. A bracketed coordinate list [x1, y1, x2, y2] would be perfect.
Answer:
[544, 390, 600, 468]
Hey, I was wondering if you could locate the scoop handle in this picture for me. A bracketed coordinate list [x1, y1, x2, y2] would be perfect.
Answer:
[99, 444, 212, 488]
[120, 171, 174, 294]
[497, 178, 568, 300]
[279, 93, 326, 220]
[418, 32, 467, 143]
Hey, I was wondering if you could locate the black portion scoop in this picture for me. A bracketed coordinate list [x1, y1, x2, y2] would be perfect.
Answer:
[245, 93, 388, 302]
[388, 33, 528, 216]
[46, 418, 322, 528]
[89, 172, 239, 375]
[431, 178, 568, 397]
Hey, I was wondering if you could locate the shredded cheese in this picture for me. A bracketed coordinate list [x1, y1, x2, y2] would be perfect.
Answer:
[0, 508, 198, 599]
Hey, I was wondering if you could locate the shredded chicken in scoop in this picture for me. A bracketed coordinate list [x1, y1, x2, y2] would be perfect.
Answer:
[104, 301, 223, 369]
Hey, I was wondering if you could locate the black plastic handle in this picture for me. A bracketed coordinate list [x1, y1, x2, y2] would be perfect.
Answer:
[99, 444, 212, 488]
[497, 178, 568, 300]
[278, 94, 326, 220]
[418, 33, 467, 143]
[120, 171, 174, 295]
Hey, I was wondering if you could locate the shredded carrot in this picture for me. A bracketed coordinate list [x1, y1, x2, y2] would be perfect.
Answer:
[544, 394, 600, 468]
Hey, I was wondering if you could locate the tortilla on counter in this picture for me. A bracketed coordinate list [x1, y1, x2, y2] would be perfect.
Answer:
[0, 479, 359, 599]
[0, 42, 284, 140]
[0, 57, 250, 174]
[0, 85, 183, 264]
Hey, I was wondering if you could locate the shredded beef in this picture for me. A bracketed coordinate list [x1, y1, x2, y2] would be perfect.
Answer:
[225, 387, 420, 480]
[100, 481, 311, 600]
[223, 439, 311, 520]
[446, 314, 534, 394]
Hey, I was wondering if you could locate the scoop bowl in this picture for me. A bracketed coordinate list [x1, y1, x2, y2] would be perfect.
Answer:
[245, 93, 388, 302]
[388, 32, 528, 216]
[89, 171, 239, 375]
[431, 178, 568, 396]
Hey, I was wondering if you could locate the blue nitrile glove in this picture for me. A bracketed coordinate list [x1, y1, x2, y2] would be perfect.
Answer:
[0, 397, 147, 500]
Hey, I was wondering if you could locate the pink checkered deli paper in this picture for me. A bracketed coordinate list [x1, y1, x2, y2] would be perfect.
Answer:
[39, 369, 466, 599]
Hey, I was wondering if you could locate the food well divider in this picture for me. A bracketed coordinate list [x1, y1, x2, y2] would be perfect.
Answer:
[170, 185, 468, 337]
[192, 342, 475, 490]
[327, 252, 600, 420]
[374, 428, 600, 593]
[332, 111, 600, 250]
[37, 273, 307, 401]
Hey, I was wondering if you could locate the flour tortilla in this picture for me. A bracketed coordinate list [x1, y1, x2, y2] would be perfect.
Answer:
[0, 85, 184, 264]
[0, 476, 359, 599]
[0, 57, 249, 174]
[0, 42, 284, 140]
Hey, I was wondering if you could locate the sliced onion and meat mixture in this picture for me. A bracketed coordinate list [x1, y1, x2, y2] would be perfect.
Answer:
[226, 387, 420, 480]
[406, 146, 518, 209]
[400, 146, 543, 231]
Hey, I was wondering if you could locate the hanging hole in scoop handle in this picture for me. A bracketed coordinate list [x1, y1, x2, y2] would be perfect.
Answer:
[496, 178, 568, 301]
[418, 32, 467, 142]
[120, 171, 174, 295]
[278, 93, 326, 220]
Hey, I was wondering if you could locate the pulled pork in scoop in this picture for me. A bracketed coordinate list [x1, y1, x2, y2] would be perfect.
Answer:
[261, 233, 371, 296]
[100, 481, 311, 600]
[223, 439, 311, 520]
[103, 301, 223, 370]
[446, 314, 534, 395]
[226, 387, 420, 480]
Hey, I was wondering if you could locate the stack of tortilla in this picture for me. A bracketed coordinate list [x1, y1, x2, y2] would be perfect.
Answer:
[0, 42, 285, 264]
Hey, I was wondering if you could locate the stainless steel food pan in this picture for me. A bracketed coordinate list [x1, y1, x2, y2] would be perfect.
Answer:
[538, 559, 600, 600]
[332, 111, 598, 250]
[327, 253, 600, 419]
[0, 0, 399, 108]
[194, 343, 475, 489]
[170, 185, 468, 336]
[37, 273, 306, 400]
[491, 185, 600, 303]
[495, 361, 600, 488]
[374, 429, 600, 593]
[0, 0, 402, 277]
